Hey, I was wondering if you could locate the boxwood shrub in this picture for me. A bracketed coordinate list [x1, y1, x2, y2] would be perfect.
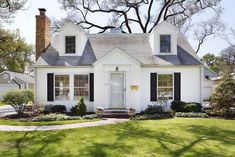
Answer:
[171, 100, 186, 112]
[171, 101, 202, 112]
[184, 103, 202, 112]
[44, 105, 66, 114]
[143, 104, 164, 114]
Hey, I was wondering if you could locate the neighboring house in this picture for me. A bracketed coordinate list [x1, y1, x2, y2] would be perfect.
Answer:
[0, 71, 34, 100]
[204, 66, 217, 80]
[211, 73, 235, 88]
[203, 67, 217, 101]
[35, 9, 204, 113]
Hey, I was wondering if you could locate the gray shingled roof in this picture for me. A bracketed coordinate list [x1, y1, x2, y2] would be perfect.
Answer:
[1, 71, 34, 84]
[41, 41, 96, 66]
[40, 33, 201, 66]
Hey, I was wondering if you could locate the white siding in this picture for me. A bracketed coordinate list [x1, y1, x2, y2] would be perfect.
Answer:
[140, 66, 202, 111]
[94, 49, 141, 112]
[149, 21, 178, 55]
[35, 67, 94, 112]
[36, 65, 203, 112]
[203, 79, 214, 101]
[52, 23, 88, 56]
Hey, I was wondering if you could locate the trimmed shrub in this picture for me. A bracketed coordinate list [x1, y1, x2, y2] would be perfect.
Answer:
[184, 103, 202, 112]
[77, 97, 86, 116]
[131, 112, 173, 120]
[171, 101, 202, 112]
[3, 89, 34, 115]
[43, 105, 52, 114]
[51, 105, 66, 113]
[70, 105, 78, 116]
[44, 105, 66, 114]
[174, 112, 209, 118]
[144, 104, 163, 114]
[171, 100, 186, 112]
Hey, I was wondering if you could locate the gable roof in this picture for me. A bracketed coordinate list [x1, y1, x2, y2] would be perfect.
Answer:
[38, 33, 201, 66]
[152, 21, 178, 32]
[94, 48, 141, 65]
[0, 71, 34, 84]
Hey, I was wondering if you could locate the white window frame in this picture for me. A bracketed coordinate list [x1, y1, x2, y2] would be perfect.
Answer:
[74, 74, 89, 101]
[157, 73, 174, 100]
[54, 74, 70, 101]
[65, 36, 76, 54]
[160, 34, 172, 53]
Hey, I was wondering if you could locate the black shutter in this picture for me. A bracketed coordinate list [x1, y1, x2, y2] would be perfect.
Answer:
[89, 73, 94, 102]
[150, 73, 157, 101]
[174, 73, 181, 101]
[47, 73, 54, 101]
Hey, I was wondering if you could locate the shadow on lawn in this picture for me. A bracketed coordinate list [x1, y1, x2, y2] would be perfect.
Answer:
[2, 130, 71, 157]
[104, 121, 235, 157]
[1, 120, 234, 157]
[81, 123, 235, 157]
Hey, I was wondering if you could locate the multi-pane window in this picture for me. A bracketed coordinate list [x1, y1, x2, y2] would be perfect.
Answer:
[158, 74, 173, 100]
[74, 75, 89, 100]
[160, 35, 171, 53]
[55, 75, 70, 100]
[65, 36, 76, 54]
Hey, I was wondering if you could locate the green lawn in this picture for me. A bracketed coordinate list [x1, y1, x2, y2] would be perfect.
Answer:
[0, 118, 98, 126]
[0, 118, 234, 157]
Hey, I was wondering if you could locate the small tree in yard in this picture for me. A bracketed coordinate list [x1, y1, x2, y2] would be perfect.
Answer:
[211, 72, 235, 117]
[3, 89, 34, 115]
[77, 97, 86, 116]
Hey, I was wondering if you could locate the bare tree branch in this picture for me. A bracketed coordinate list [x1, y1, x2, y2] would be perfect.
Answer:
[57, 0, 223, 53]
[194, 13, 225, 53]
[0, 0, 27, 23]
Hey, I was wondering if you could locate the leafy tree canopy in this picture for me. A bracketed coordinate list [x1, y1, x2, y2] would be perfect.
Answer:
[211, 72, 235, 118]
[201, 53, 224, 75]
[0, 28, 33, 73]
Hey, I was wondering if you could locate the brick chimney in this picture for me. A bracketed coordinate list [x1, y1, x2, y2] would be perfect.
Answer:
[35, 8, 51, 60]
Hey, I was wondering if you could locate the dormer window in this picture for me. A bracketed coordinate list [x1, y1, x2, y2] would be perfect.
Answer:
[65, 36, 76, 54]
[160, 35, 171, 53]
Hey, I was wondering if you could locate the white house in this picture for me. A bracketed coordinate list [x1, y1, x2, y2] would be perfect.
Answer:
[35, 9, 204, 113]
[0, 71, 34, 100]
[203, 67, 217, 101]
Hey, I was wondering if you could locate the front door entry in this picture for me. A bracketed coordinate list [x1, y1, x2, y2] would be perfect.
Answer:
[109, 73, 125, 108]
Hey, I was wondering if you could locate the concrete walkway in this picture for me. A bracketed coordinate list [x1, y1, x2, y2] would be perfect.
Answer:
[0, 118, 129, 132]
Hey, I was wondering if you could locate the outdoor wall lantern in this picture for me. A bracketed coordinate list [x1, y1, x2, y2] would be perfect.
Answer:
[131, 85, 139, 91]
[116, 66, 119, 71]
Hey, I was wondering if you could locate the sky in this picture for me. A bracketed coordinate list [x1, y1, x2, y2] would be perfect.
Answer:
[3, 0, 235, 58]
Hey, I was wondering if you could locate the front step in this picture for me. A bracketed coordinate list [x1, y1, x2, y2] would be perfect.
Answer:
[96, 108, 136, 118]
